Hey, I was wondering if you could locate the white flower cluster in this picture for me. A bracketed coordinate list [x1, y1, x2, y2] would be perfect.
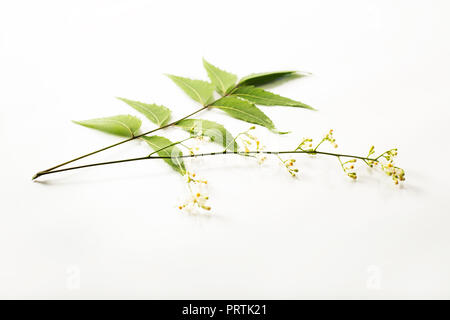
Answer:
[339, 158, 357, 180]
[278, 157, 299, 177]
[367, 148, 405, 185]
[352, 146, 406, 185]
[239, 126, 267, 164]
[178, 171, 211, 213]
[323, 129, 338, 148]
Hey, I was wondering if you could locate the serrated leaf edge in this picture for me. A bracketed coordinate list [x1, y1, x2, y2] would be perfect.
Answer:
[166, 74, 213, 106]
[203, 58, 236, 94]
[117, 97, 171, 126]
[72, 115, 141, 137]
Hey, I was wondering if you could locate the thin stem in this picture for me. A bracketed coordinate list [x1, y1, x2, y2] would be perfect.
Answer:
[33, 84, 239, 179]
[33, 106, 209, 179]
[223, 127, 252, 152]
[375, 148, 397, 161]
[32, 150, 378, 179]
[295, 138, 308, 151]
[146, 137, 193, 156]
[337, 156, 346, 172]
[313, 138, 326, 152]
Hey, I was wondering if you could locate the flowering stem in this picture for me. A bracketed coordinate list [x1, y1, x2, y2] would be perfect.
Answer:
[375, 148, 397, 161]
[313, 138, 326, 151]
[32, 149, 380, 179]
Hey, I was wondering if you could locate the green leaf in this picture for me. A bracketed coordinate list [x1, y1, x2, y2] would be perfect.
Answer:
[202, 58, 237, 95]
[176, 119, 238, 151]
[117, 97, 171, 126]
[73, 115, 141, 137]
[231, 86, 314, 110]
[238, 71, 300, 87]
[166, 74, 214, 105]
[142, 136, 186, 175]
[211, 97, 277, 132]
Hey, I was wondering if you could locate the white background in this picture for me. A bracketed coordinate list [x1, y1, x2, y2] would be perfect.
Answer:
[1, 0, 450, 299]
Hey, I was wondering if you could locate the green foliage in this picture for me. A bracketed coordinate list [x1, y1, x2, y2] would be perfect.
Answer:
[142, 136, 186, 175]
[117, 97, 171, 126]
[211, 97, 277, 132]
[73, 115, 141, 137]
[176, 119, 238, 151]
[166, 74, 214, 105]
[67, 60, 315, 176]
[34, 58, 405, 196]
[202, 58, 237, 95]
[232, 86, 314, 110]
[238, 71, 299, 87]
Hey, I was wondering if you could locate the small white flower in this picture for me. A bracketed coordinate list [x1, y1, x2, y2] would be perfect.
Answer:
[178, 172, 211, 213]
